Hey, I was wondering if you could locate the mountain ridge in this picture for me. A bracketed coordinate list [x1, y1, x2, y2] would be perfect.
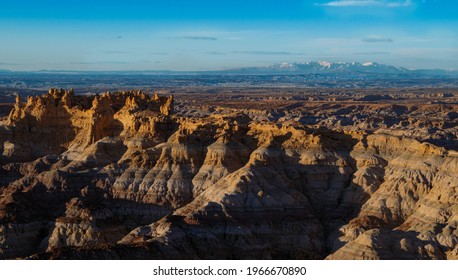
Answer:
[221, 61, 458, 77]
[2, 61, 457, 78]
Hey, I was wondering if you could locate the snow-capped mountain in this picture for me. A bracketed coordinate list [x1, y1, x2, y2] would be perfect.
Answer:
[217, 61, 458, 78]
[230, 61, 408, 74]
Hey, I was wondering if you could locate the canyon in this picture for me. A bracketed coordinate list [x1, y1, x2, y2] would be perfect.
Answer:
[0, 87, 457, 259]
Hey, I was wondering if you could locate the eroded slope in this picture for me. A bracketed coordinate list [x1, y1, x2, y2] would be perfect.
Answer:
[0, 89, 457, 259]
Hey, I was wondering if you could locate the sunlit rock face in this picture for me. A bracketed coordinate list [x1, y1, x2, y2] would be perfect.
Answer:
[1, 89, 457, 260]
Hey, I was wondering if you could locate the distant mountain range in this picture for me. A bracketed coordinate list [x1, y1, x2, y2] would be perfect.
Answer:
[216, 61, 458, 78]
[2, 61, 458, 78]
[1, 61, 458, 90]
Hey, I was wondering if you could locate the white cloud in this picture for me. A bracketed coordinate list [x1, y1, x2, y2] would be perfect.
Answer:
[318, 0, 412, 7]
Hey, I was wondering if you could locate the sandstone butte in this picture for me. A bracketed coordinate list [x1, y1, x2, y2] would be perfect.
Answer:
[0, 88, 457, 259]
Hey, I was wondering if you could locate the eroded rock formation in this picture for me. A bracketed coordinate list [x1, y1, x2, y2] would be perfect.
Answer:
[0, 89, 457, 260]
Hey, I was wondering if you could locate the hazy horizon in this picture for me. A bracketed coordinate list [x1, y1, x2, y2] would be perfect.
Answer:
[1, 0, 457, 71]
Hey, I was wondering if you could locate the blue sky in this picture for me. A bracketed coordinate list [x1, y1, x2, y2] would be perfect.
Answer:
[0, 0, 457, 71]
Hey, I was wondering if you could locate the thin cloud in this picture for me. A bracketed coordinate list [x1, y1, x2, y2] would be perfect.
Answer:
[168, 36, 218, 41]
[226, 37, 243, 41]
[149, 52, 170, 55]
[353, 51, 391, 55]
[69, 61, 131, 65]
[206, 51, 227, 55]
[68, 62, 97, 65]
[362, 36, 394, 43]
[318, 0, 412, 7]
[232, 51, 306, 55]
[101, 51, 133, 54]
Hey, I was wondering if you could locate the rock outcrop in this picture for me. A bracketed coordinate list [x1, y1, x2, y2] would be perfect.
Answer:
[1, 89, 457, 260]
[2, 89, 173, 162]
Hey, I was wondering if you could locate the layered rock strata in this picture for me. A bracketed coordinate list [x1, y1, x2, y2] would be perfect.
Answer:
[0, 89, 457, 259]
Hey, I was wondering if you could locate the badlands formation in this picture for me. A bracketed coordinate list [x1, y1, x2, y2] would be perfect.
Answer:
[0, 88, 458, 259]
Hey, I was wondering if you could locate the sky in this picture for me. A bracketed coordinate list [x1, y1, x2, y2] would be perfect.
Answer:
[0, 0, 457, 71]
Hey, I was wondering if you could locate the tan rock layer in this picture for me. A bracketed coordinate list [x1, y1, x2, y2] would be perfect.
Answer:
[0, 89, 457, 259]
